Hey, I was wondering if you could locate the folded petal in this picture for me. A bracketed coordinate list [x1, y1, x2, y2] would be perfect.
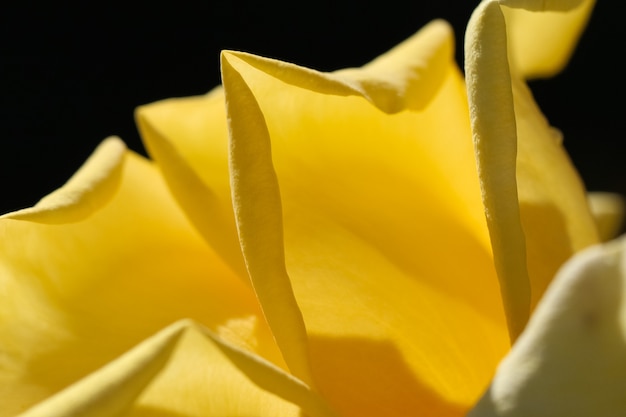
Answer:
[501, 0, 596, 78]
[0, 140, 282, 414]
[225, 19, 453, 114]
[136, 89, 249, 280]
[222, 23, 510, 416]
[20, 320, 335, 417]
[3, 137, 125, 224]
[465, 1, 531, 341]
[465, 0, 599, 340]
[468, 237, 626, 417]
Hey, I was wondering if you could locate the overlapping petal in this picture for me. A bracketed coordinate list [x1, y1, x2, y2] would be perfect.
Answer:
[222, 22, 510, 417]
[19, 320, 335, 417]
[1, 0, 609, 415]
[468, 238, 626, 417]
[0, 138, 284, 415]
[465, 0, 599, 340]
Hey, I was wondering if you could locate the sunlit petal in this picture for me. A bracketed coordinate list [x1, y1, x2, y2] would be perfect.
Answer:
[0, 142, 282, 415]
[20, 320, 334, 417]
[465, 0, 599, 341]
[465, 0, 530, 341]
[222, 23, 510, 416]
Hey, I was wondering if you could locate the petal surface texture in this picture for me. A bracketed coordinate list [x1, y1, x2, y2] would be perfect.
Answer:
[0, 140, 286, 415]
[468, 237, 626, 417]
[465, 0, 598, 340]
[222, 21, 511, 417]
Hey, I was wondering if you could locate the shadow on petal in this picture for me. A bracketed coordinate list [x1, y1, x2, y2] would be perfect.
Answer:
[519, 201, 575, 310]
[309, 335, 468, 417]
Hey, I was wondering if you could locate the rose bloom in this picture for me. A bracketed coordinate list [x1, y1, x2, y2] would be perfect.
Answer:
[1, 0, 625, 416]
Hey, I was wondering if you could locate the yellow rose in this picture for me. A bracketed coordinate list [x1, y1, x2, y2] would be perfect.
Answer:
[1, 0, 624, 416]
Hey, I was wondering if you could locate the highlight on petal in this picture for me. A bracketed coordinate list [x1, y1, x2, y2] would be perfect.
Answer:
[224, 19, 454, 113]
[222, 52, 315, 386]
[500, 0, 596, 78]
[19, 320, 336, 417]
[0, 140, 283, 415]
[465, 0, 530, 342]
[3, 136, 125, 224]
[588, 192, 625, 242]
[468, 237, 626, 417]
[465, 0, 599, 341]
[222, 21, 511, 416]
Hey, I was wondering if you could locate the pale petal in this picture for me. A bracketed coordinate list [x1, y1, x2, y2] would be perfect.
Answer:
[500, 0, 596, 78]
[0, 141, 282, 415]
[222, 25, 510, 416]
[468, 237, 626, 417]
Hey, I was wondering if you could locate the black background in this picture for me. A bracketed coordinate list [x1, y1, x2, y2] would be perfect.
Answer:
[1, 1, 622, 215]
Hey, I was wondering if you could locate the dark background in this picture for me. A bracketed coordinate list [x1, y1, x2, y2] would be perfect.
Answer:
[1, 1, 622, 215]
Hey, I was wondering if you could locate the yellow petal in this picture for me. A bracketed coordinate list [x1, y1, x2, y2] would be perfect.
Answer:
[465, 0, 531, 341]
[224, 19, 453, 114]
[513, 74, 599, 310]
[135, 89, 249, 280]
[465, 0, 599, 340]
[221, 52, 315, 387]
[500, 0, 596, 78]
[3, 137, 125, 224]
[222, 25, 510, 416]
[0, 141, 283, 414]
[20, 320, 335, 417]
[588, 192, 625, 242]
[468, 237, 626, 417]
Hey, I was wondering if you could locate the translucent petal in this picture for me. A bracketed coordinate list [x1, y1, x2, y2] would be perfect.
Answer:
[0, 141, 282, 415]
[501, 0, 596, 78]
[222, 25, 510, 416]
[225, 19, 453, 114]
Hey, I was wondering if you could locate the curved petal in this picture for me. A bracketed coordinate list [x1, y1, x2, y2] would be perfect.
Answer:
[465, 1, 531, 341]
[468, 237, 626, 417]
[501, 0, 596, 78]
[0, 140, 283, 415]
[465, 0, 599, 340]
[222, 24, 511, 416]
[225, 19, 453, 114]
[3, 137, 125, 224]
[20, 320, 336, 417]
[135, 89, 249, 281]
